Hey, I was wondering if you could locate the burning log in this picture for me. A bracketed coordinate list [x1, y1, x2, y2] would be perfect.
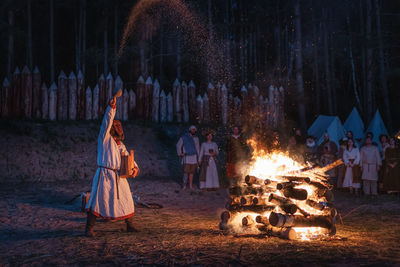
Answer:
[240, 195, 256, 205]
[269, 212, 336, 234]
[276, 181, 300, 190]
[244, 175, 273, 186]
[279, 176, 311, 183]
[306, 199, 325, 211]
[257, 225, 297, 240]
[229, 185, 274, 196]
[282, 187, 308, 200]
[242, 215, 255, 226]
[226, 204, 275, 214]
[252, 196, 270, 206]
[268, 194, 298, 215]
[255, 215, 269, 225]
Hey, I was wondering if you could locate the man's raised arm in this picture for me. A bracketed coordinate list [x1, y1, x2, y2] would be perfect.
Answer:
[98, 98, 117, 140]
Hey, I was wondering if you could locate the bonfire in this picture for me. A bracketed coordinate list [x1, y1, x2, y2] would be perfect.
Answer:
[219, 139, 342, 241]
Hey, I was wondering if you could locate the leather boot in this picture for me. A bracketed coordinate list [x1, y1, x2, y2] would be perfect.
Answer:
[85, 212, 96, 237]
[125, 216, 139, 232]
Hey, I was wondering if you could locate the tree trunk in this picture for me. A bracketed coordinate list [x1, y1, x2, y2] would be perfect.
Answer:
[103, 8, 108, 77]
[346, 15, 362, 111]
[375, 0, 392, 131]
[365, 0, 374, 122]
[50, 0, 55, 84]
[322, 8, 333, 115]
[114, 0, 119, 75]
[294, 1, 307, 132]
[312, 5, 321, 114]
[27, 0, 33, 69]
[7, 10, 14, 81]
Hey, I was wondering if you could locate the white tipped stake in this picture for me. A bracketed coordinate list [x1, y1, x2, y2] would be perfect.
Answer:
[33, 66, 40, 74]
[14, 66, 20, 74]
[77, 70, 84, 79]
[99, 73, 105, 80]
[22, 65, 30, 73]
[189, 80, 195, 88]
[3, 77, 10, 87]
[58, 70, 67, 79]
[145, 76, 152, 85]
[173, 78, 180, 86]
[68, 71, 76, 79]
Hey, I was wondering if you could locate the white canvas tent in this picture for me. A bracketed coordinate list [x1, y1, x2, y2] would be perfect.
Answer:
[308, 115, 346, 147]
[344, 107, 365, 143]
[365, 109, 388, 147]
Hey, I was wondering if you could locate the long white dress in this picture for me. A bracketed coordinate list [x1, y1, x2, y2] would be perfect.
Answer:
[199, 142, 220, 189]
[342, 148, 360, 188]
[85, 105, 135, 220]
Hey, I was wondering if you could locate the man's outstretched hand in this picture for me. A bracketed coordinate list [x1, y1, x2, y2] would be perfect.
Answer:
[110, 98, 116, 109]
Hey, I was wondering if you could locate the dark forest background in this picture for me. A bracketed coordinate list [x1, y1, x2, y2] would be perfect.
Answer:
[1, 0, 399, 131]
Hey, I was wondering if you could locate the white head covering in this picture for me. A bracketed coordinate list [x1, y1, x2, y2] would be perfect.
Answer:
[189, 125, 197, 132]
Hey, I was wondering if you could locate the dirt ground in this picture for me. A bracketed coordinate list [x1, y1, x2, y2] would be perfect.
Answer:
[1, 120, 400, 266]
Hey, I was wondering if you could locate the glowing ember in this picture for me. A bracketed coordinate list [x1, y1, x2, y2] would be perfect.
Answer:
[220, 139, 339, 241]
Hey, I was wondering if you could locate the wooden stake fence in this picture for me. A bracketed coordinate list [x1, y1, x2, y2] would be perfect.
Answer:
[1, 66, 285, 128]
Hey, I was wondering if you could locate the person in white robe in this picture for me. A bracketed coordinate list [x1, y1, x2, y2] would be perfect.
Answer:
[85, 97, 139, 237]
[199, 129, 219, 189]
[360, 136, 381, 197]
[342, 139, 361, 195]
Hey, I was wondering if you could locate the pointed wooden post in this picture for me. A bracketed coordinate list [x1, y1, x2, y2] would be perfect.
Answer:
[68, 72, 77, 120]
[234, 96, 241, 126]
[265, 96, 270, 127]
[98, 74, 106, 116]
[145, 77, 153, 120]
[228, 93, 233, 125]
[216, 81, 222, 120]
[196, 94, 203, 124]
[152, 79, 160, 122]
[32, 66, 41, 118]
[1, 78, 11, 117]
[41, 83, 49, 120]
[128, 89, 136, 119]
[221, 84, 228, 125]
[188, 80, 196, 121]
[77, 70, 85, 119]
[92, 84, 99, 119]
[123, 88, 129, 121]
[135, 76, 144, 118]
[48, 82, 57, 121]
[182, 81, 189, 123]
[12, 67, 22, 117]
[207, 82, 216, 123]
[203, 92, 210, 124]
[160, 90, 167, 122]
[240, 85, 248, 118]
[279, 86, 285, 126]
[173, 78, 181, 122]
[85, 86, 92, 120]
[252, 85, 260, 114]
[22, 66, 33, 118]
[57, 70, 68, 120]
[114, 75, 123, 120]
[167, 92, 173, 122]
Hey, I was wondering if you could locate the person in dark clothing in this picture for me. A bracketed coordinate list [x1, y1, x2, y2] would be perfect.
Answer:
[226, 126, 248, 184]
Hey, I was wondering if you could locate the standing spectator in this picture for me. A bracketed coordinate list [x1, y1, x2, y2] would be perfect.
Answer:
[176, 125, 200, 190]
[383, 137, 400, 194]
[379, 134, 390, 191]
[270, 130, 281, 151]
[199, 129, 219, 190]
[337, 139, 347, 189]
[360, 136, 381, 198]
[226, 126, 248, 184]
[342, 139, 361, 195]
[294, 128, 306, 147]
[304, 136, 318, 165]
[346, 131, 354, 140]
[318, 133, 338, 184]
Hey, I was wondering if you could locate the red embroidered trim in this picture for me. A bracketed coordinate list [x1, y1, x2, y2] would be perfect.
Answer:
[87, 209, 134, 220]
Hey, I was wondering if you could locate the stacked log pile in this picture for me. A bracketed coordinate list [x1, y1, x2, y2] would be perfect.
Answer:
[1, 66, 284, 127]
[219, 161, 340, 240]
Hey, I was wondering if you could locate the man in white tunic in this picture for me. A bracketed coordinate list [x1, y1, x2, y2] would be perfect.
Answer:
[85, 98, 138, 237]
[360, 136, 381, 197]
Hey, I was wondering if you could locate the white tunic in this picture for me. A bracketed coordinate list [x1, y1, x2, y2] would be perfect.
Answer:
[176, 135, 200, 164]
[85, 106, 135, 219]
[199, 142, 220, 189]
[342, 148, 360, 188]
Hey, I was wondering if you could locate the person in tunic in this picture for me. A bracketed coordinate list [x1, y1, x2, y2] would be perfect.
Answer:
[199, 129, 219, 190]
[304, 136, 318, 165]
[336, 139, 347, 189]
[360, 136, 382, 197]
[226, 126, 248, 184]
[342, 139, 361, 195]
[85, 97, 139, 237]
[318, 133, 338, 184]
[176, 125, 200, 190]
[383, 137, 400, 194]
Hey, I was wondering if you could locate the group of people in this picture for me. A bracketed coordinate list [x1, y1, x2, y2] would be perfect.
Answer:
[176, 126, 249, 190]
[290, 130, 400, 198]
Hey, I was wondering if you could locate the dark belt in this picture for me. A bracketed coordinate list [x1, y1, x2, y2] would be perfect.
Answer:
[98, 166, 120, 199]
